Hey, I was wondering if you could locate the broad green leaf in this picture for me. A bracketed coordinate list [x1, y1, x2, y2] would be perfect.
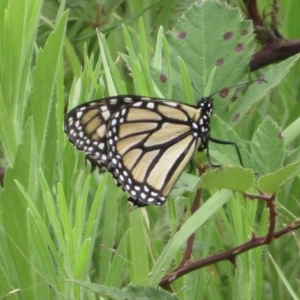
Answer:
[201, 167, 255, 191]
[257, 161, 300, 194]
[250, 116, 284, 175]
[227, 54, 300, 125]
[152, 1, 255, 108]
[167, 1, 254, 97]
[169, 172, 200, 199]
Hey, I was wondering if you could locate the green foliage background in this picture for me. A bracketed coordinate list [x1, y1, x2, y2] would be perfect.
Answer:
[0, 0, 299, 299]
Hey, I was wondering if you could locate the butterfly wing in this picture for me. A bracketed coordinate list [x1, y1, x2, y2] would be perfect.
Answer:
[64, 95, 212, 206]
[106, 98, 205, 206]
[64, 96, 141, 169]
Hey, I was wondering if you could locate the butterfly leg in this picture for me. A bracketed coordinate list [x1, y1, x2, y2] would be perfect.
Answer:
[207, 137, 244, 168]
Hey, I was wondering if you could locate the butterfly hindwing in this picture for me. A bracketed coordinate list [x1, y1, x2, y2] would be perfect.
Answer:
[106, 99, 210, 206]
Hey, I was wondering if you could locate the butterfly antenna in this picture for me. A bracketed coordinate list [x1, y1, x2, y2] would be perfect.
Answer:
[209, 77, 267, 98]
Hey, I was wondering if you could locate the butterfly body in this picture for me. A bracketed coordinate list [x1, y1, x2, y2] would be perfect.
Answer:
[64, 95, 213, 206]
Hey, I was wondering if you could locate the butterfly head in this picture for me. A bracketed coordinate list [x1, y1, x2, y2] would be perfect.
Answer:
[197, 96, 213, 117]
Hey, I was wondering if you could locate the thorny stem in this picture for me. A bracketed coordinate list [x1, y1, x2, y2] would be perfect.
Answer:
[244, 192, 277, 243]
[159, 191, 300, 289]
[159, 220, 300, 288]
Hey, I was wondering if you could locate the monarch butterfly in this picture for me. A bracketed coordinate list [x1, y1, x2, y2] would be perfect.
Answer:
[64, 95, 242, 206]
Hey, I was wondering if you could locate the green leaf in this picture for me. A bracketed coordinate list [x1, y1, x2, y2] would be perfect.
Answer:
[123, 285, 178, 300]
[282, 115, 300, 147]
[30, 11, 68, 155]
[268, 253, 300, 300]
[250, 116, 284, 175]
[69, 281, 178, 300]
[201, 167, 255, 191]
[128, 209, 150, 286]
[257, 161, 300, 194]
[151, 1, 255, 105]
[169, 172, 200, 198]
[105, 230, 129, 286]
[0, 0, 42, 165]
[97, 178, 120, 283]
[227, 54, 300, 125]
[168, 1, 254, 95]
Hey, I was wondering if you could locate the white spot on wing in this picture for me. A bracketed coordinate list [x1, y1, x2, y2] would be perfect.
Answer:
[76, 111, 83, 118]
[146, 102, 155, 109]
[98, 143, 105, 150]
[124, 97, 133, 103]
[133, 102, 143, 107]
[110, 98, 118, 105]
[102, 110, 111, 120]
[165, 101, 177, 107]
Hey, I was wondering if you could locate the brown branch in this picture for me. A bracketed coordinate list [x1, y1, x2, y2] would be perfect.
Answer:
[250, 40, 300, 71]
[244, 0, 264, 27]
[243, 0, 300, 70]
[264, 194, 277, 243]
[159, 191, 298, 289]
[244, 192, 277, 243]
[159, 219, 300, 288]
